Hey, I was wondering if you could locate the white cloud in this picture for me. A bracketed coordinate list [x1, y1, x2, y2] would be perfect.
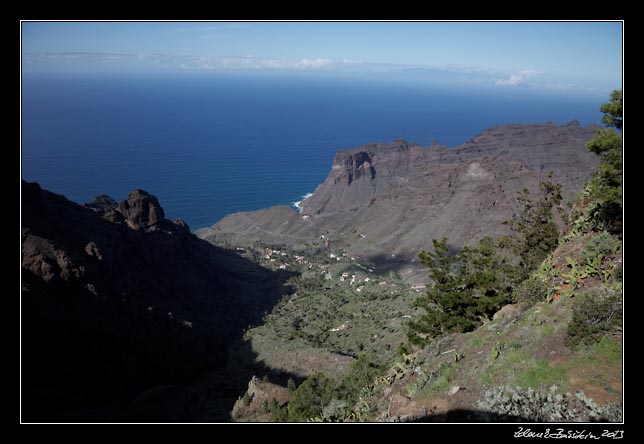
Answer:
[22, 52, 546, 90]
[495, 70, 539, 87]
[176, 56, 336, 71]
[26, 52, 486, 74]
[295, 58, 333, 70]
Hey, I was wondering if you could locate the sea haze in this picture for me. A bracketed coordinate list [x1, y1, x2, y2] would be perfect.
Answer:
[21, 72, 605, 230]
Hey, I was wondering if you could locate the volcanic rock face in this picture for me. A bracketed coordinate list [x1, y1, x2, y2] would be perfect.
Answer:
[21, 181, 288, 421]
[117, 189, 166, 230]
[198, 122, 600, 260]
[302, 139, 426, 214]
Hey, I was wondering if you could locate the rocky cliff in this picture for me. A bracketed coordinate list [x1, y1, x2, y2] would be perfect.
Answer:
[198, 122, 599, 262]
[21, 182, 289, 421]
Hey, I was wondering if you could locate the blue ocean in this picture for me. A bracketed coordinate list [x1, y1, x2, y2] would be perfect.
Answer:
[21, 72, 605, 230]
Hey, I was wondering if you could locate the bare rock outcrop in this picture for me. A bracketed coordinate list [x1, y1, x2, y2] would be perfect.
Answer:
[117, 189, 166, 230]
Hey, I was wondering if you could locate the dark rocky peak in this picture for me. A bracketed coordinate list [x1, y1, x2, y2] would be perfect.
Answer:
[117, 189, 165, 230]
[22, 180, 44, 207]
[173, 218, 191, 232]
[564, 119, 581, 128]
[22, 180, 72, 209]
[84, 195, 118, 213]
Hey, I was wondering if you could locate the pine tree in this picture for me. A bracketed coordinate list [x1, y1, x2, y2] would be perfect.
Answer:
[408, 237, 518, 347]
[585, 89, 622, 232]
[509, 180, 562, 274]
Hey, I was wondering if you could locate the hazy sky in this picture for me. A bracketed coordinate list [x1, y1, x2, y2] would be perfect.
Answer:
[22, 21, 622, 95]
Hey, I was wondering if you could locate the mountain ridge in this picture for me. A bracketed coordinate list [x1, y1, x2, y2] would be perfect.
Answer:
[197, 121, 600, 266]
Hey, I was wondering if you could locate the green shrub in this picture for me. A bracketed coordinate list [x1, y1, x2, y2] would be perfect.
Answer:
[583, 232, 620, 260]
[262, 398, 288, 422]
[397, 342, 413, 357]
[512, 276, 548, 307]
[319, 399, 349, 422]
[339, 354, 380, 403]
[284, 357, 379, 422]
[477, 385, 622, 422]
[287, 373, 337, 422]
[565, 287, 622, 348]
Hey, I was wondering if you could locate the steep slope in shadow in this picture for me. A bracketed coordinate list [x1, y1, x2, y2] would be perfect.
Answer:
[100, 336, 309, 422]
[21, 181, 296, 422]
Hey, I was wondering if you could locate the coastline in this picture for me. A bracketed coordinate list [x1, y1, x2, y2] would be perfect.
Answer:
[292, 192, 313, 213]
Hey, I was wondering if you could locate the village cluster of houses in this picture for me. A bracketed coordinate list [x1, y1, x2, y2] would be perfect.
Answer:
[244, 245, 427, 293]
[337, 270, 426, 294]
[254, 247, 316, 271]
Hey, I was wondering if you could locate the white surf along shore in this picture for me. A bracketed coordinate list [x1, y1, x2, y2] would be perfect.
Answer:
[292, 192, 313, 213]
